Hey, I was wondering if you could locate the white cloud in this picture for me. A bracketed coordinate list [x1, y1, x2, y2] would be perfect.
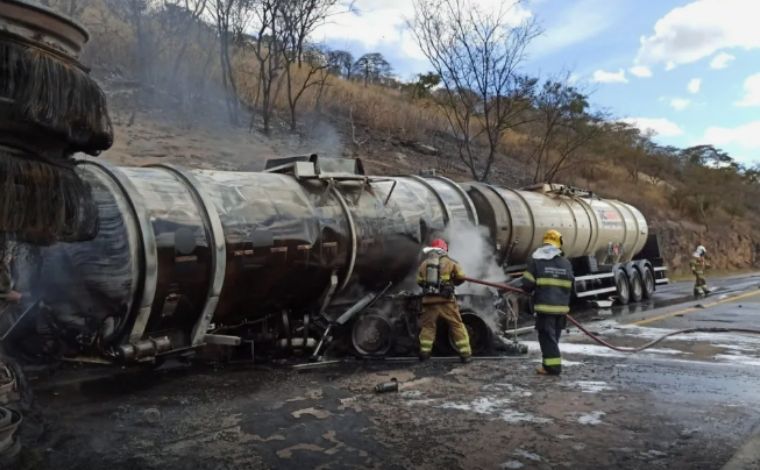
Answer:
[529, 0, 619, 57]
[687, 78, 701, 94]
[704, 121, 760, 150]
[621, 117, 684, 137]
[709, 52, 735, 69]
[592, 69, 628, 84]
[670, 98, 691, 111]
[636, 0, 760, 68]
[313, 0, 532, 63]
[313, 1, 420, 58]
[736, 73, 760, 107]
[629, 65, 652, 78]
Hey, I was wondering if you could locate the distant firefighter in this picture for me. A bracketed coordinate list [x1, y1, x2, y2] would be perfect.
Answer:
[416, 239, 472, 363]
[513, 229, 574, 376]
[690, 245, 710, 297]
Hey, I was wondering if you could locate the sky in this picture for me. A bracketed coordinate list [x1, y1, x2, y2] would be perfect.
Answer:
[313, 0, 760, 165]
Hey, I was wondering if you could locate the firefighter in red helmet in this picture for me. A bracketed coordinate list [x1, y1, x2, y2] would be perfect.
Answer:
[416, 238, 472, 363]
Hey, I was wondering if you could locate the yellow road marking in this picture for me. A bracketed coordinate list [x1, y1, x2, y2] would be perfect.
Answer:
[632, 289, 760, 326]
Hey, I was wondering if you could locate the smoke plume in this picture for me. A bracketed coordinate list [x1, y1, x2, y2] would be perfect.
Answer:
[444, 222, 507, 295]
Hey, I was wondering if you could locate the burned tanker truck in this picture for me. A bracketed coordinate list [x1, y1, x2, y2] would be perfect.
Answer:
[4, 155, 668, 365]
[0, 1, 668, 367]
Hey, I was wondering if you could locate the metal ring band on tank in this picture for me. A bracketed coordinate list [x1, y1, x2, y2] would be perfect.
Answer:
[73, 160, 141, 343]
[430, 175, 479, 226]
[566, 195, 598, 255]
[0, 0, 89, 56]
[146, 164, 227, 347]
[500, 187, 537, 254]
[76, 159, 159, 344]
[405, 175, 452, 225]
[609, 200, 642, 254]
[482, 183, 514, 261]
[330, 185, 358, 291]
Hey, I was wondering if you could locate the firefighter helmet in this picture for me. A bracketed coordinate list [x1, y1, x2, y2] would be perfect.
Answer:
[430, 239, 448, 252]
[543, 229, 563, 248]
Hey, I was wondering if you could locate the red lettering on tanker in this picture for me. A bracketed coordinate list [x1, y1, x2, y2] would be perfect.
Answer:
[597, 209, 623, 227]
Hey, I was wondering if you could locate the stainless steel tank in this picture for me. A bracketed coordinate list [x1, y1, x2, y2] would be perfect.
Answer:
[463, 183, 648, 266]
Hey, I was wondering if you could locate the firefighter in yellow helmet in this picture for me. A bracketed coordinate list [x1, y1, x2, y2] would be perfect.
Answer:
[513, 229, 574, 376]
[416, 238, 472, 363]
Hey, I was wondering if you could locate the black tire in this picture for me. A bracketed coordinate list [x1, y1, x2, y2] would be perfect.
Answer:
[448, 311, 492, 356]
[629, 269, 643, 303]
[642, 267, 656, 300]
[351, 314, 394, 356]
[615, 269, 631, 305]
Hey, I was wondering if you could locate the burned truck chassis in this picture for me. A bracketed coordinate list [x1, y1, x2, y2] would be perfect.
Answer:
[2, 289, 515, 367]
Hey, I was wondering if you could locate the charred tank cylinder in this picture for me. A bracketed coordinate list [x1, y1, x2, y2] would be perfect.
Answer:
[32, 156, 648, 359]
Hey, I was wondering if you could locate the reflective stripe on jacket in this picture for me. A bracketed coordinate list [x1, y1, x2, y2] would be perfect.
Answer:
[519, 247, 574, 315]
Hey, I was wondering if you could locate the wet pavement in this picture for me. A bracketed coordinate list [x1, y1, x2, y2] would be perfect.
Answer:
[13, 273, 760, 469]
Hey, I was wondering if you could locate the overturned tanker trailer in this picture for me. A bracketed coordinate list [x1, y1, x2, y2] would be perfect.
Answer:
[5, 155, 668, 365]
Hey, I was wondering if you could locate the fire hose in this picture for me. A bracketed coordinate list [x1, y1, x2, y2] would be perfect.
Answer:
[462, 276, 760, 352]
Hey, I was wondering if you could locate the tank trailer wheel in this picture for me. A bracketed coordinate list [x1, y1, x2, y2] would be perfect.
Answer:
[642, 267, 656, 299]
[351, 314, 393, 357]
[615, 269, 631, 305]
[448, 311, 491, 356]
[629, 269, 644, 303]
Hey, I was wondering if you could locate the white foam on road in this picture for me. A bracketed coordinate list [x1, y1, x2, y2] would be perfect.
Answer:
[439, 397, 511, 414]
[436, 396, 552, 424]
[481, 383, 533, 397]
[500, 409, 552, 424]
[399, 390, 423, 399]
[613, 324, 760, 347]
[522, 341, 683, 359]
[565, 380, 614, 394]
[714, 354, 760, 367]
[577, 411, 605, 425]
[513, 449, 541, 461]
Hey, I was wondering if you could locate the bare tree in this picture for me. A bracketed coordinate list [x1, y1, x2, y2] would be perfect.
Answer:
[249, 0, 283, 134]
[277, 0, 339, 131]
[411, 0, 539, 181]
[158, 0, 209, 81]
[104, 0, 153, 85]
[311, 46, 333, 113]
[327, 49, 354, 78]
[526, 77, 603, 183]
[353, 52, 391, 86]
[210, 0, 253, 125]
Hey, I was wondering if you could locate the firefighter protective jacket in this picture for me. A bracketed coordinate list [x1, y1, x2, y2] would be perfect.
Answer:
[417, 251, 465, 304]
[519, 245, 574, 314]
[689, 256, 707, 275]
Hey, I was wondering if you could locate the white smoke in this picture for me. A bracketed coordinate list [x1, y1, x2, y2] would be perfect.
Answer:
[444, 222, 507, 295]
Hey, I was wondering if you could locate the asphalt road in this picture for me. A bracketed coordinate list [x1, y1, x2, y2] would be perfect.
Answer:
[13, 273, 760, 469]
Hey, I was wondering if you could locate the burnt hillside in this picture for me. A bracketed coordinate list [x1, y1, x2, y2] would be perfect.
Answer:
[41, 0, 760, 275]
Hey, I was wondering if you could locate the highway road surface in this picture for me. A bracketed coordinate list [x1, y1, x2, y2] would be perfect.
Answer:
[15, 273, 760, 469]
